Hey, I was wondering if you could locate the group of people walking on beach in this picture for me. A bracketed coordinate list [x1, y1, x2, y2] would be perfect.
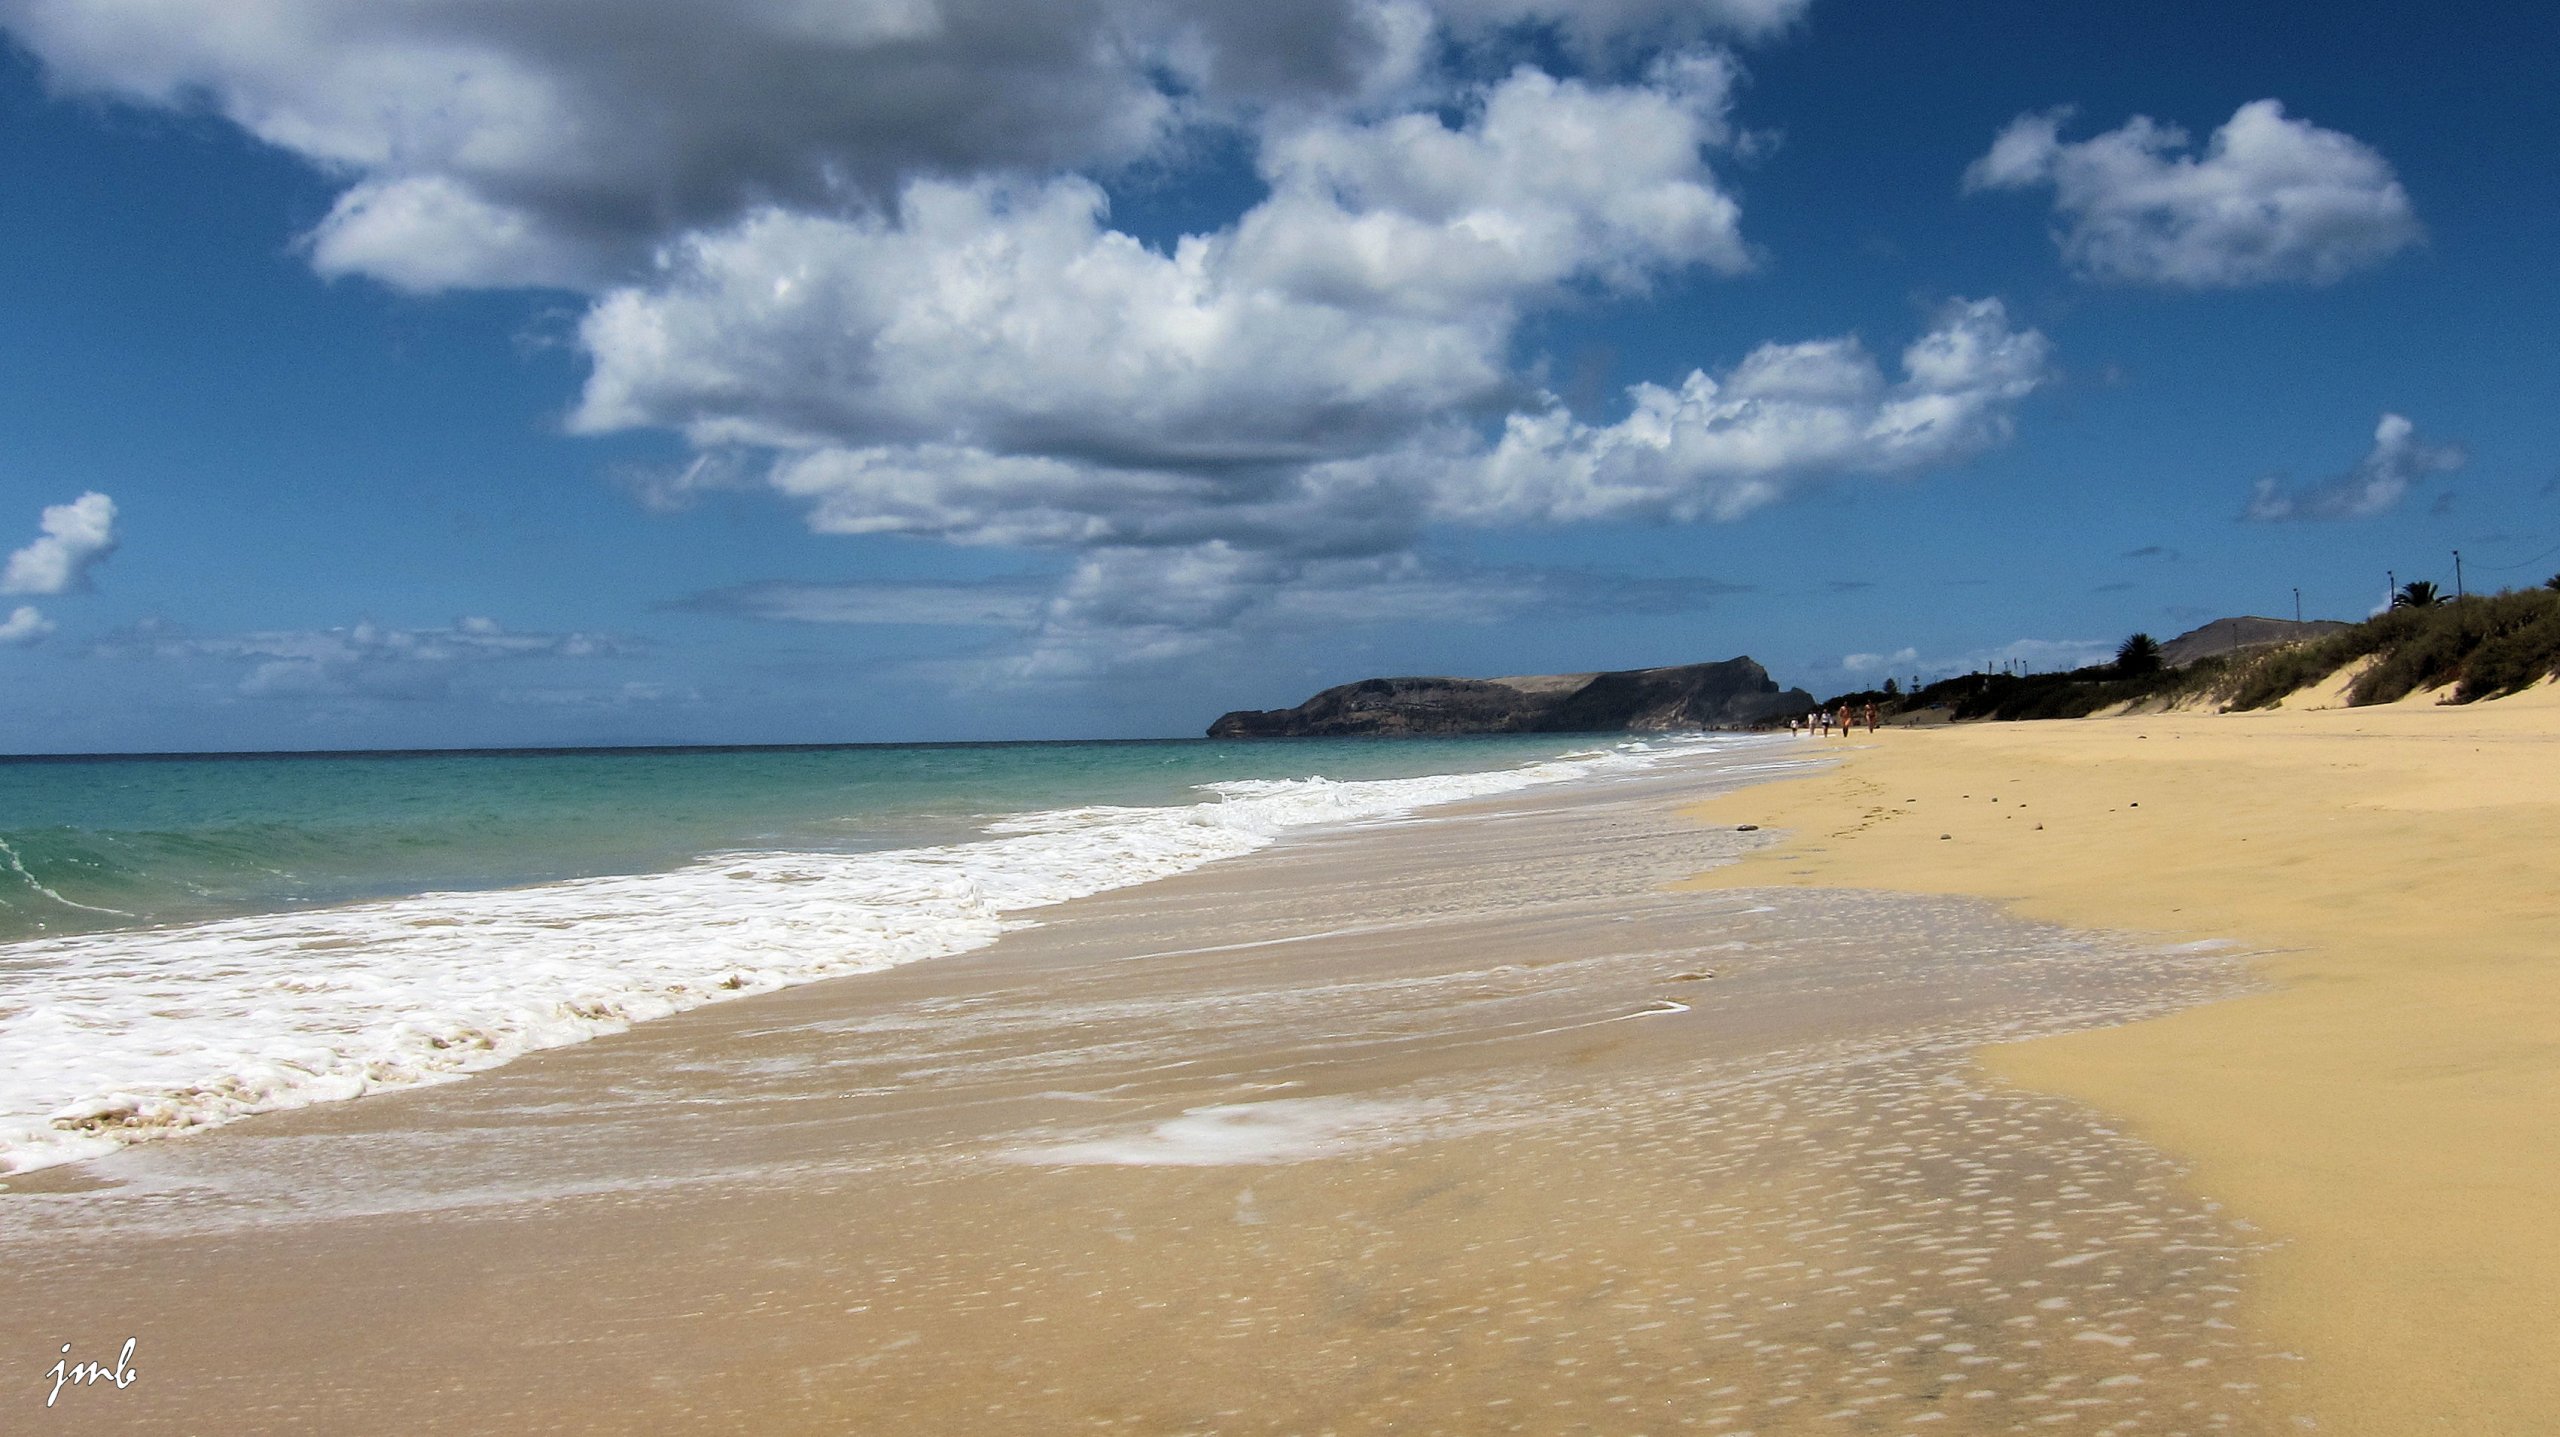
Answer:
[1790, 702, 1878, 738]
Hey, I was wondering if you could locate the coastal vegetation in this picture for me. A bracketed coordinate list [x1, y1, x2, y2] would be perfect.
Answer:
[2221, 585, 2560, 707]
[1827, 586, 2560, 722]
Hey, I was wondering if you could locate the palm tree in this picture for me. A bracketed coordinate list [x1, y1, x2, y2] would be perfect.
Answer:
[2115, 632, 2162, 675]
[2393, 579, 2446, 609]
[2546, 573, 2560, 592]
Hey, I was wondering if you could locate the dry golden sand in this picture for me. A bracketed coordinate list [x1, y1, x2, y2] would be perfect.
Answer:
[5, 756, 2305, 1435]
[1685, 685, 2560, 1436]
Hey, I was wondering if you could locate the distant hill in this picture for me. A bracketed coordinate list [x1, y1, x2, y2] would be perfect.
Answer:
[1208, 658, 1813, 737]
[2159, 615, 2350, 668]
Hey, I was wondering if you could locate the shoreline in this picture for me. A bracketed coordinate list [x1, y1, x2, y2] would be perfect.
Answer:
[1, 747, 2303, 1433]
[1683, 688, 2560, 1435]
[0, 734, 1712, 1178]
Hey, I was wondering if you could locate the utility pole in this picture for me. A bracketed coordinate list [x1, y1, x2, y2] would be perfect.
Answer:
[2454, 549, 2464, 599]
[2293, 587, 2302, 623]
[2388, 569, 2396, 608]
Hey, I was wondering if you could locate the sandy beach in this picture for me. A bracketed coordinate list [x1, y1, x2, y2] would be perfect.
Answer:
[5, 747, 2313, 1434]
[1688, 686, 2560, 1435]
[5, 3, 2547, 1432]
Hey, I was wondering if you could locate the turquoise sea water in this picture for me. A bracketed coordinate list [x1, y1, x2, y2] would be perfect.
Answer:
[0, 735, 1633, 944]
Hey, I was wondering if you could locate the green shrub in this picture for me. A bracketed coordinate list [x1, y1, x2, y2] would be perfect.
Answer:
[2348, 591, 2560, 704]
[2451, 594, 2560, 701]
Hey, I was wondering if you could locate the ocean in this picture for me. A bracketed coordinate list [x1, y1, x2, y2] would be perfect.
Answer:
[0, 732, 1763, 1175]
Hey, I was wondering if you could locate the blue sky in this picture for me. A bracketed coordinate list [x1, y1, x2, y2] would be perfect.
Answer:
[0, 0, 2553, 752]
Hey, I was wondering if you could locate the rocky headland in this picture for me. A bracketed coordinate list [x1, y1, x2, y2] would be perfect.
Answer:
[1207, 658, 1813, 737]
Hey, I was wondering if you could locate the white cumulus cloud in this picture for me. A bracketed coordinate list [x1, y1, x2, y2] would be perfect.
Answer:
[0, 0, 1652, 293]
[2245, 413, 2465, 522]
[731, 297, 2047, 677]
[573, 178, 1505, 464]
[1965, 99, 2421, 287]
[307, 174, 604, 293]
[1234, 56, 1751, 312]
[555, 54, 1841, 676]
[3, 491, 118, 595]
[0, 604, 53, 646]
[572, 61, 1746, 465]
[1441, 299, 2051, 524]
[0, 0, 1252, 290]
[0, 2, 2060, 680]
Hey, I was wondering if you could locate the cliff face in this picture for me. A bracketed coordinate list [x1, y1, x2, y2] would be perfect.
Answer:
[1207, 658, 1811, 738]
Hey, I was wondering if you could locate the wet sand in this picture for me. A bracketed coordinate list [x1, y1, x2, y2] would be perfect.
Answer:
[5, 752, 2303, 1433]
[1688, 689, 2560, 1435]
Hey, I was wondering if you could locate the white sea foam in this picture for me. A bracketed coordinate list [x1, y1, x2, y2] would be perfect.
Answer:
[1006, 1096, 1453, 1168]
[0, 735, 1747, 1174]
